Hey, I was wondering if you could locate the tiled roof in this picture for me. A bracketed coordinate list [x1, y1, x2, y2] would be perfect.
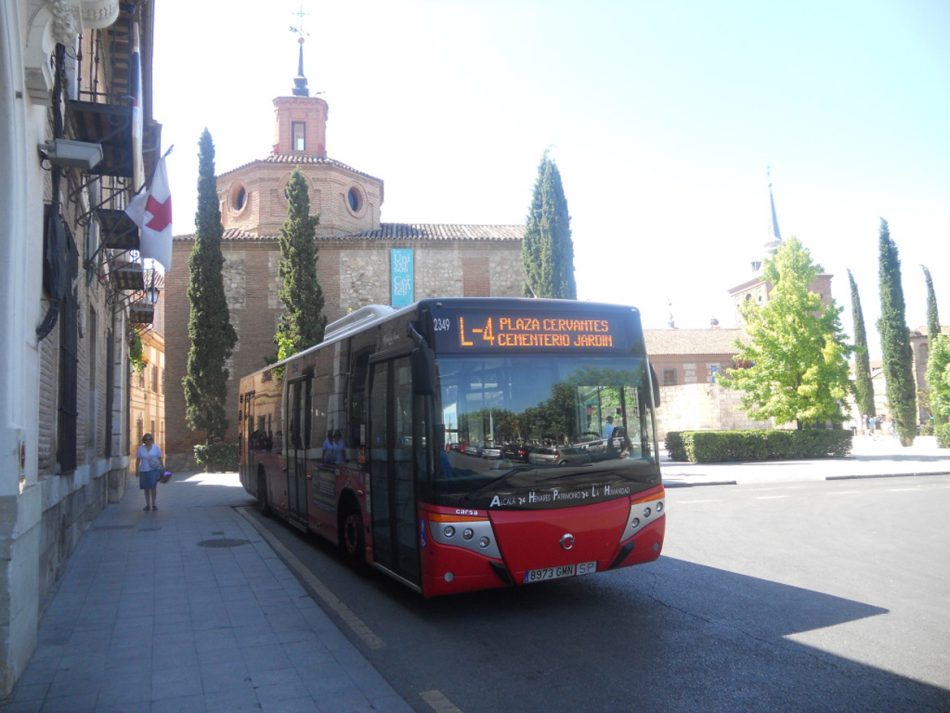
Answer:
[337, 223, 524, 241]
[645, 328, 744, 356]
[174, 223, 524, 242]
[218, 154, 383, 182]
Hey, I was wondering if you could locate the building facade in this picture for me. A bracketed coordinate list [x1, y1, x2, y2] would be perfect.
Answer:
[164, 47, 525, 464]
[0, 0, 162, 694]
[129, 278, 165, 459]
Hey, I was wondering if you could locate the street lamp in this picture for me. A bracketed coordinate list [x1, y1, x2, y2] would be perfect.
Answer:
[145, 268, 160, 305]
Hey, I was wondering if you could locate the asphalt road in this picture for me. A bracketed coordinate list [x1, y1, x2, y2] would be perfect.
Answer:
[248, 474, 950, 713]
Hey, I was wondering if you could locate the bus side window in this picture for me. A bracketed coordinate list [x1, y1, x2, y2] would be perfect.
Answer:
[348, 349, 371, 451]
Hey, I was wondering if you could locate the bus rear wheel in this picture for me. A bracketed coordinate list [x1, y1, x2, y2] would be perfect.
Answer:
[340, 502, 365, 569]
[257, 469, 272, 517]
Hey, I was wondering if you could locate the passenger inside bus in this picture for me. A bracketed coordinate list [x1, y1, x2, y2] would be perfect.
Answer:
[322, 429, 345, 465]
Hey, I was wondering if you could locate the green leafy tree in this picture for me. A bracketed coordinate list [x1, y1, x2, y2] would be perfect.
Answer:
[847, 270, 875, 418]
[182, 129, 238, 443]
[522, 152, 577, 299]
[275, 168, 327, 361]
[719, 237, 851, 429]
[925, 334, 950, 422]
[877, 218, 917, 446]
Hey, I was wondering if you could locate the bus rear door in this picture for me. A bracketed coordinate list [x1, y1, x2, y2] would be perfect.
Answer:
[286, 375, 311, 525]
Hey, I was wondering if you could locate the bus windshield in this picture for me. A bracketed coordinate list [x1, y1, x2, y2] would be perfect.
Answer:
[434, 354, 659, 507]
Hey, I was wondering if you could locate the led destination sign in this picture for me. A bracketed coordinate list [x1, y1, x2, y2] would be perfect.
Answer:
[430, 310, 633, 353]
[460, 315, 614, 348]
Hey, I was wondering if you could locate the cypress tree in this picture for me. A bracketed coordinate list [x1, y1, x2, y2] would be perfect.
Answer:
[275, 168, 327, 361]
[522, 152, 577, 299]
[182, 129, 238, 443]
[877, 218, 917, 446]
[923, 265, 943, 425]
[922, 265, 940, 344]
[848, 270, 875, 419]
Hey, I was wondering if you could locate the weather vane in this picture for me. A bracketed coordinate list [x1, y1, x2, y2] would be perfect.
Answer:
[290, 4, 310, 41]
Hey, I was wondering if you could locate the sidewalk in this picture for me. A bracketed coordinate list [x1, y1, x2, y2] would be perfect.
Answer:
[0, 473, 413, 713]
[662, 435, 950, 487]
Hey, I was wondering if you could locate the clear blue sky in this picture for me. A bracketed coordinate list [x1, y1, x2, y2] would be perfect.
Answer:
[153, 0, 950, 356]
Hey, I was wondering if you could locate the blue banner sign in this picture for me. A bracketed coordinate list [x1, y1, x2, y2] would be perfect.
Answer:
[391, 248, 414, 307]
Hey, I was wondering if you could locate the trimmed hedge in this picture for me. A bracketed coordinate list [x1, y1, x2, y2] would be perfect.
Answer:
[936, 423, 950, 449]
[665, 429, 853, 463]
[193, 442, 239, 472]
[665, 431, 687, 462]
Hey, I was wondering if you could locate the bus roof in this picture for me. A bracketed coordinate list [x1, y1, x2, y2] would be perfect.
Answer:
[242, 298, 643, 381]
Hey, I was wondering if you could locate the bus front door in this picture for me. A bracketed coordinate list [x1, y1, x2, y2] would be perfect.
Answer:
[286, 376, 311, 524]
[369, 356, 421, 585]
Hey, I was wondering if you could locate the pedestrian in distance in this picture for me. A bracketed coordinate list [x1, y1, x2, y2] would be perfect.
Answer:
[136, 433, 164, 511]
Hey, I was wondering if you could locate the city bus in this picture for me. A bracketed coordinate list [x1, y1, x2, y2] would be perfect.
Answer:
[238, 298, 665, 596]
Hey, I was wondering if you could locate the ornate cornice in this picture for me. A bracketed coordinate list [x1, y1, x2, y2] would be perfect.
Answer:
[80, 0, 120, 29]
[48, 0, 81, 46]
[25, 0, 120, 104]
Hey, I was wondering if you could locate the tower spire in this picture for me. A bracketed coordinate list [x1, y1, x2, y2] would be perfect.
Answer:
[290, 6, 310, 97]
[764, 165, 782, 257]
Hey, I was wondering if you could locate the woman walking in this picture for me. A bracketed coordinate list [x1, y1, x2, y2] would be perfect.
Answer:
[136, 433, 164, 511]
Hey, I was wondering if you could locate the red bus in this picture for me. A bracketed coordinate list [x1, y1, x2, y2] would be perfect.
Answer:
[238, 298, 665, 596]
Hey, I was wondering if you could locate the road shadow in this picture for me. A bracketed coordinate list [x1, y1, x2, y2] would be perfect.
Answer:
[351, 555, 949, 713]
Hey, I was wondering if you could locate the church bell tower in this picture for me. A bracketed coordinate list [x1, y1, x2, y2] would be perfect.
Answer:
[272, 35, 328, 158]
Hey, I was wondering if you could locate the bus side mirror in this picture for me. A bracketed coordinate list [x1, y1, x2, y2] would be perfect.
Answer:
[411, 346, 435, 396]
[650, 363, 661, 407]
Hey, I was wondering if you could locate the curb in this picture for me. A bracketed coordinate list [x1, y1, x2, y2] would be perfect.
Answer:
[826, 470, 950, 481]
[663, 470, 950, 488]
[663, 479, 737, 488]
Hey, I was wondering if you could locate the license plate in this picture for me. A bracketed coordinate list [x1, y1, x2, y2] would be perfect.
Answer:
[523, 561, 597, 584]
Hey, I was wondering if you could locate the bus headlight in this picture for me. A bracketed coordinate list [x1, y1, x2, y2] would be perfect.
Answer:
[429, 513, 501, 558]
[620, 495, 665, 542]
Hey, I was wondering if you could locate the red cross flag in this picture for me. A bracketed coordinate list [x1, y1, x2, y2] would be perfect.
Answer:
[125, 156, 173, 270]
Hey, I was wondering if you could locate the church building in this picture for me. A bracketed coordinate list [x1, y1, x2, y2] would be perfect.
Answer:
[645, 179, 834, 436]
[163, 40, 526, 463]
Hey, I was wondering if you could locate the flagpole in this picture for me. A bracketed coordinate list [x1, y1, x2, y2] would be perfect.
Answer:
[132, 144, 174, 197]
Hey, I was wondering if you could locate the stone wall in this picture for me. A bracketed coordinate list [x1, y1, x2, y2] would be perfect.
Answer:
[37, 470, 109, 605]
[655, 382, 771, 440]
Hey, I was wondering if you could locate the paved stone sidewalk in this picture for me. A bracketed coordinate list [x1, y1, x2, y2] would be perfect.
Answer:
[0, 473, 413, 713]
